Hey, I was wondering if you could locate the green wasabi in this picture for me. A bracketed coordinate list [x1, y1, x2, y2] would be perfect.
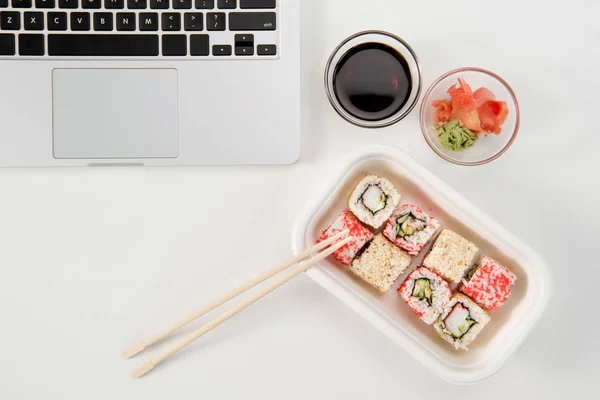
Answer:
[436, 120, 478, 151]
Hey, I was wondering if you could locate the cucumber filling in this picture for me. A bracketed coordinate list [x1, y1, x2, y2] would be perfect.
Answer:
[360, 185, 388, 214]
[442, 303, 476, 339]
[465, 265, 480, 282]
[395, 212, 427, 238]
[412, 278, 433, 305]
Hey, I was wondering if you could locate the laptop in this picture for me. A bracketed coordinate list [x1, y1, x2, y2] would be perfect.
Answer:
[0, 0, 301, 166]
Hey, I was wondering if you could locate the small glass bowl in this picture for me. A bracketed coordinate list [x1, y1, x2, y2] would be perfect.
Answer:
[420, 67, 520, 166]
[324, 30, 422, 128]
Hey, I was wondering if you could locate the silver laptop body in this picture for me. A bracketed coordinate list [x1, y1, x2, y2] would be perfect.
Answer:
[0, 0, 301, 166]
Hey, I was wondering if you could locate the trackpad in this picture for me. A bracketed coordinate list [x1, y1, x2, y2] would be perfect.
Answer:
[52, 69, 178, 159]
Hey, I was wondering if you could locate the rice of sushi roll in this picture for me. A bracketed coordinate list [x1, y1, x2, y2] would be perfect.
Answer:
[433, 293, 491, 350]
[398, 267, 452, 324]
[460, 256, 517, 311]
[423, 229, 479, 283]
[384, 204, 441, 256]
[348, 175, 401, 229]
[349, 234, 411, 292]
[317, 210, 374, 266]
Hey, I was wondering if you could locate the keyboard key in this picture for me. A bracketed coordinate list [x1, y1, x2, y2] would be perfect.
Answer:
[139, 12, 157, 31]
[161, 13, 180, 31]
[116, 13, 135, 30]
[1, 11, 21, 30]
[257, 43, 275, 55]
[195, 0, 212, 8]
[183, 12, 202, 30]
[24, 11, 44, 30]
[229, 12, 274, 30]
[240, 0, 274, 8]
[217, 0, 234, 8]
[149, 0, 167, 8]
[190, 34, 208, 55]
[212, 44, 231, 56]
[35, 0, 55, 8]
[206, 12, 224, 30]
[82, 0, 101, 8]
[59, 0, 78, 8]
[0, 33, 15, 55]
[127, 0, 145, 8]
[235, 46, 252, 56]
[173, 0, 190, 8]
[93, 12, 113, 30]
[234, 33, 253, 55]
[105, 0, 123, 8]
[48, 34, 159, 56]
[71, 12, 90, 30]
[0, 0, 6, 7]
[12, 0, 32, 8]
[162, 34, 186, 56]
[234, 33, 252, 46]
[47, 12, 67, 30]
[19, 33, 44, 55]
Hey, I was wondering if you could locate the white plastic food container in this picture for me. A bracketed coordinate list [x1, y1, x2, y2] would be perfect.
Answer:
[291, 145, 552, 384]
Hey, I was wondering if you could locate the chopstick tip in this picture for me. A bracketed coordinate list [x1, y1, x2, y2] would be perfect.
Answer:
[122, 343, 146, 359]
[131, 362, 155, 379]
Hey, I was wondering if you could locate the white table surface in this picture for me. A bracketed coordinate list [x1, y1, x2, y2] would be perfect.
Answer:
[1, 0, 599, 398]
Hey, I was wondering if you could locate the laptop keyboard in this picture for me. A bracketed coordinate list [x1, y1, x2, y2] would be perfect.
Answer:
[0, 0, 278, 57]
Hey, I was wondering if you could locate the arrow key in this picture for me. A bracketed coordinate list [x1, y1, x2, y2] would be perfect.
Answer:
[235, 45, 253, 56]
[257, 44, 276, 56]
[212, 44, 231, 56]
[234, 33, 253, 46]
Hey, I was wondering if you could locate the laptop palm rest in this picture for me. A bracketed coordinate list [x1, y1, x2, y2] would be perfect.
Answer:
[52, 68, 179, 159]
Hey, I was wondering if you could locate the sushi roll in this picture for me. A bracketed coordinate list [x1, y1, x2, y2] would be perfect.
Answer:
[423, 229, 479, 283]
[460, 256, 517, 311]
[349, 234, 411, 293]
[384, 204, 442, 256]
[348, 175, 401, 229]
[398, 267, 452, 324]
[433, 293, 491, 350]
[317, 210, 374, 266]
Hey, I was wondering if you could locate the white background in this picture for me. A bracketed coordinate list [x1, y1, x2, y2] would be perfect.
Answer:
[1, 0, 599, 398]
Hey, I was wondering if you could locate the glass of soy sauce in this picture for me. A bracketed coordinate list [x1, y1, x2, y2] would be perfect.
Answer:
[324, 31, 422, 128]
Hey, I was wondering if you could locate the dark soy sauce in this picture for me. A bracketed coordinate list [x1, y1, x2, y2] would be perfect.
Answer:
[333, 43, 412, 122]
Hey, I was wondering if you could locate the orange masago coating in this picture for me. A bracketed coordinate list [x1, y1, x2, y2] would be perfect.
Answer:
[460, 256, 516, 311]
[317, 210, 374, 266]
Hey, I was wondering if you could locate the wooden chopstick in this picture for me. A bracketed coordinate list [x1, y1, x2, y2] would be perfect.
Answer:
[130, 234, 352, 379]
[122, 229, 350, 359]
